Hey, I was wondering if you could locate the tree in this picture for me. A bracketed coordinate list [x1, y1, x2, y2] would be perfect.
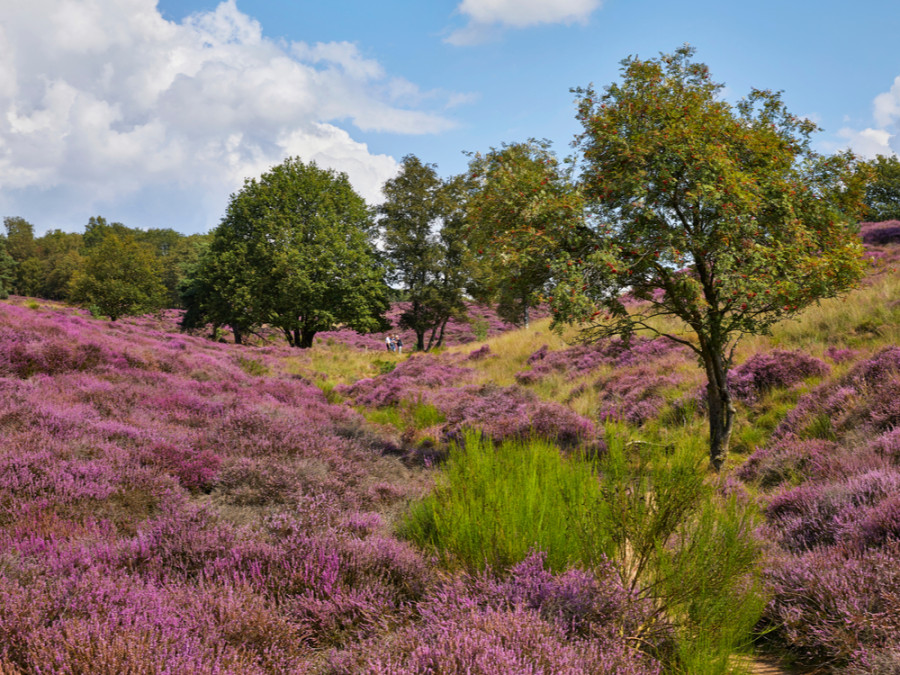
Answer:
[179, 241, 258, 344]
[191, 157, 390, 348]
[863, 154, 900, 221]
[553, 46, 867, 470]
[0, 240, 16, 299]
[379, 155, 468, 351]
[69, 234, 167, 320]
[465, 140, 586, 327]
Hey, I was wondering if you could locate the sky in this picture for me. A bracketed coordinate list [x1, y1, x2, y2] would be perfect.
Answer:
[2, 0, 899, 235]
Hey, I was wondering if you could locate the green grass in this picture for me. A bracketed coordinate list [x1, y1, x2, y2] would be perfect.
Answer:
[401, 428, 767, 674]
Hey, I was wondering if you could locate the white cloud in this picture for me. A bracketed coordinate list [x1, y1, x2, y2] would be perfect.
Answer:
[447, 0, 602, 44]
[834, 75, 900, 159]
[0, 0, 462, 232]
[834, 127, 893, 159]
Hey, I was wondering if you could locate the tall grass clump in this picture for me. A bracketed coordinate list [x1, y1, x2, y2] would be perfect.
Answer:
[402, 428, 766, 673]
[401, 430, 602, 572]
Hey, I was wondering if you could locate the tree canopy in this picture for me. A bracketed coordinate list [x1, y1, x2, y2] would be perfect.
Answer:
[69, 233, 168, 321]
[184, 157, 390, 348]
[379, 155, 468, 351]
[552, 46, 868, 469]
[862, 154, 900, 222]
[465, 140, 586, 327]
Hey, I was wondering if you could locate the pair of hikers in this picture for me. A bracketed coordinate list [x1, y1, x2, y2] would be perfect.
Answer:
[384, 334, 403, 354]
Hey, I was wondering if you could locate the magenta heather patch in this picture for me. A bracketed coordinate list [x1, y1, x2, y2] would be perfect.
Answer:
[429, 384, 598, 449]
[728, 349, 829, 403]
[338, 354, 473, 407]
[517, 336, 687, 384]
[762, 543, 900, 667]
[861, 220, 900, 246]
[328, 553, 662, 675]
[594, 366, 680, 426]
[738, 437, 839, 488]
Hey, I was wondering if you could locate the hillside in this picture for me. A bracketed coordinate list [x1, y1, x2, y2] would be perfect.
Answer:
[0, 222, 898, 673]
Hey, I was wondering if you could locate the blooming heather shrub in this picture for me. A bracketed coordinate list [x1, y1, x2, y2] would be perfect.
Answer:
[337, 355, 473, 408]
[737, 437, 839, 488]
[431, 384, 598, 449]
[764, 470, 900, 552]
[213, 458, 295, 506]
[594, 367, 679, 426]
[0, 301, 453, 671]
[465, 343, 492, 361]
[517, 337, 686, 384]
[846, 648, 900, 675]
[469, 552, 658, 645]
[871, 428, 900, 464]
[762, 543, 900, 667]
[728, 350, 830, 403]
[328, 585, 661, 675]
[824, 345, 858, 363]
[861, 220, 900, 246]
[143, 442, 221, 491]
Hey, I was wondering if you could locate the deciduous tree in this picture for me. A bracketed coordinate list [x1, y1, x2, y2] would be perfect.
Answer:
[189, 157, 390, 348]
[379, 155, 468, 351]
[553, 46, 868, 469]
[862, 154, 900, 222]
[466, 140, 586, 327]
[70, 234, 167, 320]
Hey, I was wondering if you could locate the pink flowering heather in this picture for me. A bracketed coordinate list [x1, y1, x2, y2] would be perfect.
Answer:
[516, 336, 687, 385]
[327, 553, 662, 675]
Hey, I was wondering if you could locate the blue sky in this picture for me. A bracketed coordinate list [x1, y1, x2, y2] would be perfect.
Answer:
[2, 0, 899, 235]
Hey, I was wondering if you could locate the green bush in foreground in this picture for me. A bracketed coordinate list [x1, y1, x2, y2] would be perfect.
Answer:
[402, 429, 766, 673]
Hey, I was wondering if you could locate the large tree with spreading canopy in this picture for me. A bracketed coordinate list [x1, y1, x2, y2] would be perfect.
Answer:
[183, 157, 390, 348]
[552, 46, 868, 469]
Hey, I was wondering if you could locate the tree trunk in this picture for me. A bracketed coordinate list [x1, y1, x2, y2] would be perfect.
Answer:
[416, 329, 426, 352]
[299, 328, 316, 349]
[703, 349, 735, 471]
[434, 316, 450, 349]
[232, 324, 243, 345]
[523, 302, 530, 329]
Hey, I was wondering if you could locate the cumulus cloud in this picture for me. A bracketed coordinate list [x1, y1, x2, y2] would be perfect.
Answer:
[834, 75, 900, 159]
[446, 0, 602, 45]
[0, 0, 460, 232]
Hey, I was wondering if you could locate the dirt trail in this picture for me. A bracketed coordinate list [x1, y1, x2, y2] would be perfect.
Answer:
[732, 655, 796, 675]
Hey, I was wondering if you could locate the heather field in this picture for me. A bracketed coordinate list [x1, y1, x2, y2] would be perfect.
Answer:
[1, 223, 899, 674]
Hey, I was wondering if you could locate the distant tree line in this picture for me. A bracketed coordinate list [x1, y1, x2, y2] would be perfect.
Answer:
[0, 215, 208, 317]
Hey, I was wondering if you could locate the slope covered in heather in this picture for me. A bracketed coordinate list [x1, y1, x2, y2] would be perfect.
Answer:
[0, 222, 898, 674]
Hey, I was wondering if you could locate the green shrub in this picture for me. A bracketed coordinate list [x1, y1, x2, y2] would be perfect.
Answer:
[401, 431, 602, 572]
[402, 428, 766, 672]
[236, 355, 269, 377]
[372, 358, 396, 375]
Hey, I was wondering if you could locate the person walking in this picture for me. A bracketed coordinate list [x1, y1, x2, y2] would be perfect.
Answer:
[385, 334, 393, 352]
[395, 335, 403, 354]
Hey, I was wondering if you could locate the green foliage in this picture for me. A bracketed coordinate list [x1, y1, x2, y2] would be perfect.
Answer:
[466, 140, 586, 327]
[862, 154, 900, 221]
[471, 318, 489, 341]
[235, 355, 269, 377]
[401, 431, 602, 572]
[372, 359, 397, 375]
[554, 45, 868, 468]
[183, 157, 390, 348]
[3, 216, 36, 262]
[406, 401, 445, 428]
[596, 434, 765, 672]
[69, 234, 167, 320]
[402, 429, 765, 671]
[0, 240, 16, 300]
[380, 155, 469, 351]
